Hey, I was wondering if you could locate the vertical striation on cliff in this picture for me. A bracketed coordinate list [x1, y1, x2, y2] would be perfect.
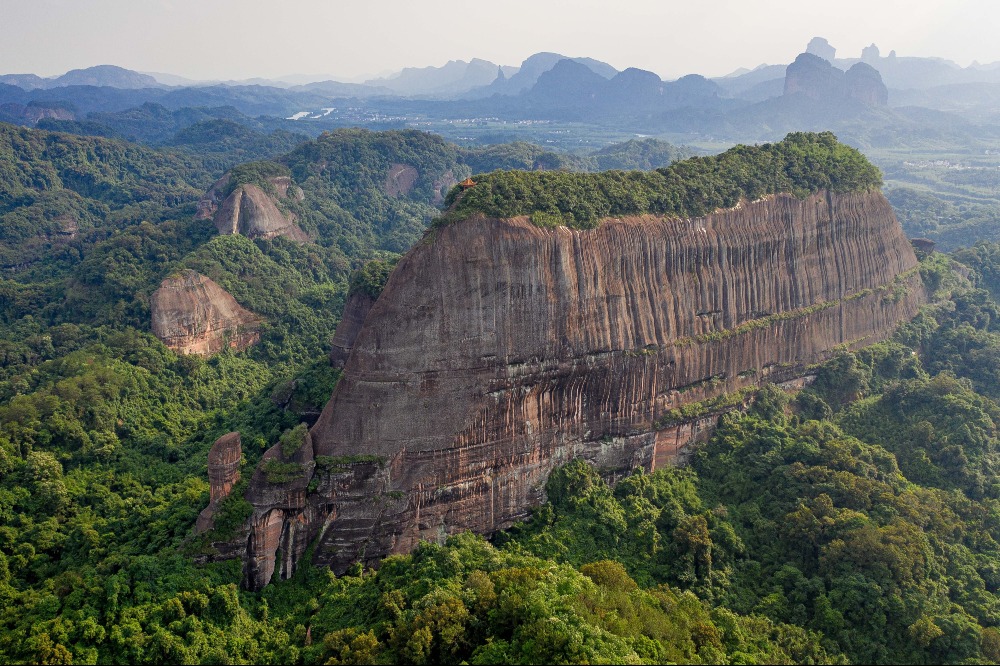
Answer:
[233, 186, 926, 589]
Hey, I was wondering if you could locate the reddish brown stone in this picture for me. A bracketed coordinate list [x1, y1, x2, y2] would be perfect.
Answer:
[329, 290, 377, 369]
[150, 270, 260, 356]
[195, 432, 242, 533]
[236, 189, 927, 587]
[911, 238, 937, 254]
[213, 184, 309, 242]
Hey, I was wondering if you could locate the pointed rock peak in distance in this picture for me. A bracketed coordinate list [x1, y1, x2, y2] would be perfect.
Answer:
[806, 37, 837, 62]
[862, 43, 881, 63]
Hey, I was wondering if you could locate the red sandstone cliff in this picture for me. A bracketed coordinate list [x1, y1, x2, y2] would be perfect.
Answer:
[329, 290, 377, 369]
[233, 190, 925, 589]
[150, 270, 261, 356]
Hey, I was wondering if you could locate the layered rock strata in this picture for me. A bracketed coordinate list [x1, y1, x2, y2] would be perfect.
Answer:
[150, 270, 260, 356]
[195, 433, 242, 533]
[236, 189, 925, 589]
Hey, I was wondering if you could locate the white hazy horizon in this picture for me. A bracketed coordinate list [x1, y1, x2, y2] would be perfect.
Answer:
[0, 0, 994, 83]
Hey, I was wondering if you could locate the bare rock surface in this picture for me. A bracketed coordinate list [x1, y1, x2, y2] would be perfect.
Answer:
[213, 184, 309, 242]
[195, 433, 242, 533]
[196, 174, 309, 242]
[384, 163, 419, 197]
[329, 290, 377, 369]
[150, 270, 260, 356]
[236, 190, 926, 588]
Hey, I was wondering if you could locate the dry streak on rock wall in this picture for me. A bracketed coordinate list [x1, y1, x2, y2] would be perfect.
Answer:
[238, 190, 925, 588]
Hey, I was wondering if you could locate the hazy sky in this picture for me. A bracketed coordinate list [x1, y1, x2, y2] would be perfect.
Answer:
[1, 0, 996, 82]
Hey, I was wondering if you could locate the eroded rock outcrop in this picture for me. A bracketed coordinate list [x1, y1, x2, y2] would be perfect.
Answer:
[234, 188, 925, 588]
[150, 270, 260, 356]
[845, 63, 889, 106]
[213, 184, 309, 242]
[243, 426, 315, 588]
[197, 175, 309, 242]
[384, 163, 419, 197]
[195, 433, 242, 533]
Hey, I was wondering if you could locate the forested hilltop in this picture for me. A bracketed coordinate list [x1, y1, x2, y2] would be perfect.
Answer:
[441, 131, 881, 228]
[3, 121, 1000, 663]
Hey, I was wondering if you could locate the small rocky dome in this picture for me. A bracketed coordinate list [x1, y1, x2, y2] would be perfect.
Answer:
[196, 173, 309, 242]
[150, 270, 260, 356]
[213, 184, 310, 242]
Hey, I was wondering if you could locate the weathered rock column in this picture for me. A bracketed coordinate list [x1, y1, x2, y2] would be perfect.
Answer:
[195, 432, 242, 533]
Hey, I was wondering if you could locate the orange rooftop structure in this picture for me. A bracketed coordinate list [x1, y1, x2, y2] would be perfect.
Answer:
[458, 177, 476, 189]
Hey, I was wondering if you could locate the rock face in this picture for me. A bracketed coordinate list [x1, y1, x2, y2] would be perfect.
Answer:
[784, 53, 888, 106]
[384, 164, 419, 197]
[845, 63, 889, 106]
[806, 37, 837, 62]
[213, 184, 309, 242]
[197, 175, 309, 242]
[329, 290, 377, 369]
[195, 433, 242, 533]
[150, 270, 260, 356]
[236, 189, 926, 588]
[243, 427, 315, 589]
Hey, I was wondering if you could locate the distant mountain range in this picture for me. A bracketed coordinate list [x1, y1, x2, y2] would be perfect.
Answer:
[5, 40, 1000, 150]
[0, 64, 163, 90]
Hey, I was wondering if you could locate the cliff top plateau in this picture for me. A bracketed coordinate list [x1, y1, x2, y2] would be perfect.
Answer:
[440, 131, 881, 228]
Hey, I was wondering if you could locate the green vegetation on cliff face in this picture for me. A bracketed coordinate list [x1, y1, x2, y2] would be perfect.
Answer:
[442, 131, 882, 228]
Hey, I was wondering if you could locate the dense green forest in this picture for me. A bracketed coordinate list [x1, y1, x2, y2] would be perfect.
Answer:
[5, 122, 1000, 663]
[8, 245, 1000, 663]
[441, 131, 881, 228]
